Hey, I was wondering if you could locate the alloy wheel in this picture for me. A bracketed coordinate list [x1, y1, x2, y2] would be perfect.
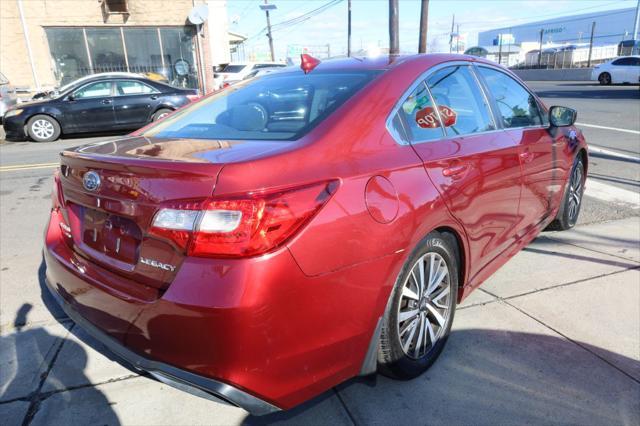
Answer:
[567, 162, 584, 223]
[397, 252, 452, 360]
[32, 119, 55, 140]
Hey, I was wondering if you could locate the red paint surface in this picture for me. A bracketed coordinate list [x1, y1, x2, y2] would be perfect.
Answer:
[44, 54, 587, 410]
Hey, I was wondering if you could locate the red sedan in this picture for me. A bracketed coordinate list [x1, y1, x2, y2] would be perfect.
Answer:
[44, 54, 587, 414]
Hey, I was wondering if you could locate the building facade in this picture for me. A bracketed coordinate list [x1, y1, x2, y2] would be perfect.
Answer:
[478, 7, 637, 48]
[0, 0, 234, 93]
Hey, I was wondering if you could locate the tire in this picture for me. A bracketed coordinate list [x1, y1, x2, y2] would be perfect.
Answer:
[26, 115, 61, 142]
[546, 155, 585, 231]
[598, 72, 611, 85]
[378, 232, 458, 380]
[152, 108, 173, 122]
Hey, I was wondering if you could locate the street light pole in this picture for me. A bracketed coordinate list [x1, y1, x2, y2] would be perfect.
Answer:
[260, 0, 276, 61]
[347, 0, 352, 56]
[389, 0, 399, 54]
[418, 0, 429, 53]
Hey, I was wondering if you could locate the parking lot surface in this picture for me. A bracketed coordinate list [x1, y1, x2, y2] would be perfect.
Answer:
[1, 81, 639, 425]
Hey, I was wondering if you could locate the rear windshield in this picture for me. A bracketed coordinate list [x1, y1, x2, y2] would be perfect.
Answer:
[144, 70, 381, 141]
[222, 65, 248, 73]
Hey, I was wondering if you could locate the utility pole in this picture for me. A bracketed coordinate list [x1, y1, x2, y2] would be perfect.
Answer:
[497, 34, 502, 64]
[389, 0, 399, 54]
[537, 28, 543, 68]
[347, 0, 352, 56]
[456, 24, 460, 53]
[587, 21, 596, 67]
[449, 14, 455, 53]
[633, 0, 640, 41]
[418, 0, 429, 53]
[260, 0, 276, 61]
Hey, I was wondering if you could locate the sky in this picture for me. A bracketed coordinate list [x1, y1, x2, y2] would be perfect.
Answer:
[226, 0, 638, 60]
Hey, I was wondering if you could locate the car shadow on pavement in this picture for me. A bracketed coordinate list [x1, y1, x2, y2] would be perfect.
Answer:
[244, 330, 640, 425]
[0, 303, 121, 426]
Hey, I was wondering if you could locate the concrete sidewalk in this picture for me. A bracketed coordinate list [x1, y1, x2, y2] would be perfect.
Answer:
[1, 218, 639, 425]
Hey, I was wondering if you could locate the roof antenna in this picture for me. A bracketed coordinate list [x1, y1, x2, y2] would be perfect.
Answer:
[300, 54, 321, 74]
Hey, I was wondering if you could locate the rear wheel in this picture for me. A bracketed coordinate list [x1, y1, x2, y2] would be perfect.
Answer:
[27, 115, 61, 142]
[546, 156, 585, 231]
[378, 232, 458, 380]
[598, 72, 611, 85]
[152, 108, 173, 122]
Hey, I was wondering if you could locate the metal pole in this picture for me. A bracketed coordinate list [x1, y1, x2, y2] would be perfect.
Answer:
[264, 0, 275, 61]
[449, 14, 455, 53]
[347, 0, 352, 56]
[537, 28, 543, 68]
[17, 0, 40, 89]
[418, 0, 429, 53]
[633, 0, 640, 41]
[497, 35, 502, 64]
[456, 24, 460, 53]
[587, 21, 596, 68]
[389, 0, 399, 54]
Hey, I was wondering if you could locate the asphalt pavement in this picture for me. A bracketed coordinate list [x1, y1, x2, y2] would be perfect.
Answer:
[0, 81, 639, 425]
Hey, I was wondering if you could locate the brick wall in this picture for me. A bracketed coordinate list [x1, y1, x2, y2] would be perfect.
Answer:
[0, 0, 218, 91]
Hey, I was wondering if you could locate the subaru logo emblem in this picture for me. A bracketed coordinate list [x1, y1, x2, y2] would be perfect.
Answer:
[83, 171, 101, 192]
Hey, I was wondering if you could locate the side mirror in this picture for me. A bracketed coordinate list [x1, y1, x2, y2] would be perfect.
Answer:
[549, 105, 577, 127]
[66, 93, 75, 101]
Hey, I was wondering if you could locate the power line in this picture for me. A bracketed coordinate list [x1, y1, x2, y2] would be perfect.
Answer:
[244, 0, 343, 42]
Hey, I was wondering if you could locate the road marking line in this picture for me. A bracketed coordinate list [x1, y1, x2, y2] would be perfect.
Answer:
[585, 178, 640, 209]
[0, 162, 58, 172]
[588, 146, 640, 163]
[577, 122, 640, 135]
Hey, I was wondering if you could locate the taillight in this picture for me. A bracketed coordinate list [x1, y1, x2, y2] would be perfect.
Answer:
[149, 181, 338, 258]
[51, 168, 64, 210]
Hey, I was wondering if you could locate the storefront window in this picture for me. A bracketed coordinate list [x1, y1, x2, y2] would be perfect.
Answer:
[160, 27, 198, 89]
[86, 28, 127, 73]
[123, 28, 164, 77]
[45, 26, 199, 89]
[44, 28, 91, 85]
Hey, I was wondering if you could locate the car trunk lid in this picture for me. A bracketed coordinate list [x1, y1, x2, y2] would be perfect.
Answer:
[57, 136, 294, 290]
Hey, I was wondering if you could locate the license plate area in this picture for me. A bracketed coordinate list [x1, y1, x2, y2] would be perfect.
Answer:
[82, 207, 142, 265]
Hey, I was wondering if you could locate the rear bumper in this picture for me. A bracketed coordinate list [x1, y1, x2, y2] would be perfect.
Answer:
[44, 207, 393, 411]
[44, 277, 279, 415]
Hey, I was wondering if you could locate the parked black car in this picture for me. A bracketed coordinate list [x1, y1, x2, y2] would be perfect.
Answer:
[3, 75, 199, 142]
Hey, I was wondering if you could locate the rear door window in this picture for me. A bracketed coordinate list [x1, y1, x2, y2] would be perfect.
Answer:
[477, 67, 542, 128]
[426, 66, 495, 136]
[115, 80, 158, 95]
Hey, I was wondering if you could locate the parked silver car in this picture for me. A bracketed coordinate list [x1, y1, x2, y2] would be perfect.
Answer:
[0, 72, 18, 122]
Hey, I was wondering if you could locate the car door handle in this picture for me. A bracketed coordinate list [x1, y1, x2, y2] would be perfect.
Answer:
[101, 99, 112, 105]
[519, 150, 534, 163]
[442, 164, 469, 178]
